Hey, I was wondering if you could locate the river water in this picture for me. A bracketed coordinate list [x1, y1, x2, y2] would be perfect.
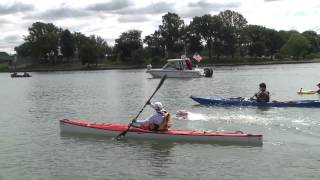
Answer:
[0, 63, 319, 180]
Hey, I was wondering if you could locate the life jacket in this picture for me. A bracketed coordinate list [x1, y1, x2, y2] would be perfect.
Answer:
[158, 110, 171, 131]
[140, 110, 171, 131]
[256, 91, 270, 102]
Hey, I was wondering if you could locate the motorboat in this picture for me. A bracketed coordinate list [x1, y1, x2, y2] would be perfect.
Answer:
[146, 59, 213, 78]
[11, 72, 31, 78]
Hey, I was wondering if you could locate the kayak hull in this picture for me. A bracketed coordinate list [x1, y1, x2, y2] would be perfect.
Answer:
[60, 119, 262, 145]
[190, 96, 320, 108]
[297, 91, 317, 95]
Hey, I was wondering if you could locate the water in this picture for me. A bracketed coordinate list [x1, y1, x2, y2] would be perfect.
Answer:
[0, 63, 319, 179]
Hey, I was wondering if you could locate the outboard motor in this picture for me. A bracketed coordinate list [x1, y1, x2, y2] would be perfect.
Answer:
[203, 68, 213, 77]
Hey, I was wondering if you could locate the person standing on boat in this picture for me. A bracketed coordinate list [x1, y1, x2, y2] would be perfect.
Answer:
[252, 83, 270, 102]
[185, 58, 192, 70]
[131, 101, 171, 131]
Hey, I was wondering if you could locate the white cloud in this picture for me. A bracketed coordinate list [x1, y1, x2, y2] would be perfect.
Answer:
[180, 0, 241, 18]
[24, 7, 91, 20]
[118, 15, 150, 23]
[0, 0, 319, 53]
[0, 2, 34, 15]
[86, 0, 133, 12]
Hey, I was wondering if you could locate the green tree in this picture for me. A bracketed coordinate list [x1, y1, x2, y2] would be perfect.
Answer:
[189, 15, 223, 60]
[144, 30, 165, 60]
[80, 35, 108, 67]
[243, 25, 267, 57]
[73, 32, 88, 59]
[24, 22, 62, 63]
[302, 31, 320, 54]
[184, 24, 203, 55]
[280, 33, 311, 59]
[265, 29, 285, 59]
[159, 12, 185, 58]
[218, 10, 247, 58]
[278, 30, 299, 44]
[79, 37, 98, 67]
[60, 29, 75, 62]
[95, 36, 108, 60]
[115, 30, 143, 63]
[14, 42, 32, 57]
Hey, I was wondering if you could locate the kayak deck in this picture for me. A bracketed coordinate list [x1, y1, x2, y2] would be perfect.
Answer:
[60, 119, 263, 145]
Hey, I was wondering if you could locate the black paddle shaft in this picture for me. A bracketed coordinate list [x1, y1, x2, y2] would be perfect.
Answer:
[116, 75, 167, 138]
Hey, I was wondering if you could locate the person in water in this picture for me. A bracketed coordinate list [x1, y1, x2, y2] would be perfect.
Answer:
[132, 101, 171, 131]
[252, 83, 270, 102]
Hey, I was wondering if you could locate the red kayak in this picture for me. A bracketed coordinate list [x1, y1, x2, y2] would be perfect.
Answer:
[60, 119, 263, 145]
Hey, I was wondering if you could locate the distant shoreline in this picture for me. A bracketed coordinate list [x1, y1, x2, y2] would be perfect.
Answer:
[1, 59, 320, 73]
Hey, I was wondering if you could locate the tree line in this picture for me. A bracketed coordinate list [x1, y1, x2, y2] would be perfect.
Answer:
[15, 10, 320, 67]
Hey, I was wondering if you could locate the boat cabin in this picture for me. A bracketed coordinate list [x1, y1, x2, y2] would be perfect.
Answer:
[162, 59, 193, 70]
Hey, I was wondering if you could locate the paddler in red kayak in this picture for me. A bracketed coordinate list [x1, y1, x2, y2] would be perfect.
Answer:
[251, 83, 270, 102]
[131, 101, 171, 131]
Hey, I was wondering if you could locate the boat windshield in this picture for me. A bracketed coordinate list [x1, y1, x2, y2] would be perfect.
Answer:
[163, 60, 187, 70]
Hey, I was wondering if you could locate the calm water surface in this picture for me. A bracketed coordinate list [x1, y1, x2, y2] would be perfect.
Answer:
[0, 63, 320, 179]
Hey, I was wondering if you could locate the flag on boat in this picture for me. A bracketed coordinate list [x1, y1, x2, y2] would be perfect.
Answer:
[192, 53, 202, 62]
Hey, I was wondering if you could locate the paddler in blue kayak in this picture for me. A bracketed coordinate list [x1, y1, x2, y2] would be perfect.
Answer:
[131, 101, 171, 131]
[251, 83, 270, 102]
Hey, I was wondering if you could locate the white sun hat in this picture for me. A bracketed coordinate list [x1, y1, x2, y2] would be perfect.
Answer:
[151, 102, 163, 111]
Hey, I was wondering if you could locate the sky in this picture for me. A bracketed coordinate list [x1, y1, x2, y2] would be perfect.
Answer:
[0, 0, 320, 54]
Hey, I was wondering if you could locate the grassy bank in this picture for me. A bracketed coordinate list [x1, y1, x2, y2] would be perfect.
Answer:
[197, 57, 320, 67]
[1, 58, 320, 72]
[4, 61, 147, 72]
[0, 62, 9, 72]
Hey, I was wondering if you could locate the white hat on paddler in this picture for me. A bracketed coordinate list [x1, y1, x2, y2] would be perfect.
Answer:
[151, 102, 163, 111]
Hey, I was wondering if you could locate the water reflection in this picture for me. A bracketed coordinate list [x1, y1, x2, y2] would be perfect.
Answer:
[60, 135, 175, 177]
[256, 106, 272, 112]
[127, 141, 175, 177]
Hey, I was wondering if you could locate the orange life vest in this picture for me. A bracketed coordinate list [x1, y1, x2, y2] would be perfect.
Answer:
[140, 110, 171, 131]
[158, 110, 171, 131]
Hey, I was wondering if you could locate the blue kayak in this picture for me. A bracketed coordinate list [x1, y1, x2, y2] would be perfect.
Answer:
[190, 96, 320, 108]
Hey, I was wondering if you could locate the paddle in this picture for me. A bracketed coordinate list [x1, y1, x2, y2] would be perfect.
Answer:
[116, 75, 167, 139]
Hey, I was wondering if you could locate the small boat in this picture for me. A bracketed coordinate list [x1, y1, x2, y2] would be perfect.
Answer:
[297, 91, 317, 95]
[297, 88, 318, 95]
[190, 96, 320, 108]
[11, 72, 31, 78]
[146, 59, 213, 78]
[60, 119, 262, 145]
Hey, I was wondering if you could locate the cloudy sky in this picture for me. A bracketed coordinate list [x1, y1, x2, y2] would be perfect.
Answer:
[0, 0, 320, 53]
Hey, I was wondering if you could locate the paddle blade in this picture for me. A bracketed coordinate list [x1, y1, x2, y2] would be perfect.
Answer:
[116, 130, 128, 139]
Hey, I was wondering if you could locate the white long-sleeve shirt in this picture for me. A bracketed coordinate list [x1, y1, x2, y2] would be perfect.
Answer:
[136, 112, 164, 125]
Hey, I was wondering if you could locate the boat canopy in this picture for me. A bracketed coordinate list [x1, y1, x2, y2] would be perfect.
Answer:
[163, 59, 192, 70]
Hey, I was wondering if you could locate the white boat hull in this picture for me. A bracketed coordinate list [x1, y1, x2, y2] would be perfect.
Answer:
[146, 69, 204, 78]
